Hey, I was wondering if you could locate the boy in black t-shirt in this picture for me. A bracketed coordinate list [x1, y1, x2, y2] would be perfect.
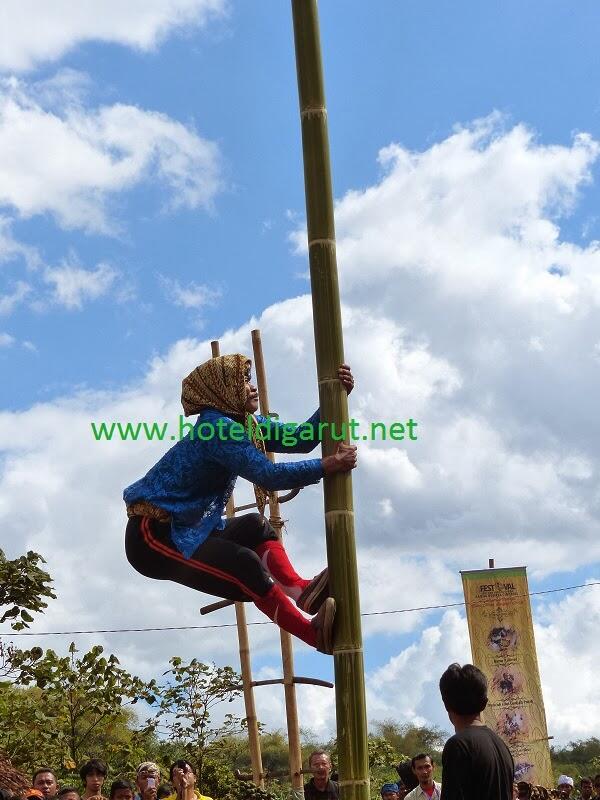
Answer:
[439, 663, 514, 800]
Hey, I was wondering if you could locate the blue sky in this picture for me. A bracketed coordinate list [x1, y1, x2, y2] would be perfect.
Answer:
[4, 1, 600, 407]
[2, 0, 600, 746]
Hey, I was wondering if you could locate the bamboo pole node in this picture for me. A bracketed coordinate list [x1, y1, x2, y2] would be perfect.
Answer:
[300, 105, 327, 119]
[333, 647, 363, 656]
[318, 376, 345, 386]
[338, 780, 370, 787]
[324, 510, 355, 520]
[308, 238, 336, 247]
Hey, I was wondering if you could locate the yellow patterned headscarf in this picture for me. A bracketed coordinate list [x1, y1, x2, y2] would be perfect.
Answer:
[181, 354, 268, 514]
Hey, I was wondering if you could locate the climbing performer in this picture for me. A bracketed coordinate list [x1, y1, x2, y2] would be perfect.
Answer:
[123, 354, 357, 654]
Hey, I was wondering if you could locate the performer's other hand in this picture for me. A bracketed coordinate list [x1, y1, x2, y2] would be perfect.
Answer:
[338, 363, 354, 395]
[322, 443, 357, 474]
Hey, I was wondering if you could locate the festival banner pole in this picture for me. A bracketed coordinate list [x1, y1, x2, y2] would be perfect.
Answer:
[462, 566, 553, 787]
[290, 5, 370, 800]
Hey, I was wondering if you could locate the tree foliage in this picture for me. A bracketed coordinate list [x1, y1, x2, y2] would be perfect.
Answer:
[0, 548, 56, 630]
[372, 720, 447, 760]
[551, 737, 600, 765]
[2, 642, 157, 773]
[146, 657, 243, 785]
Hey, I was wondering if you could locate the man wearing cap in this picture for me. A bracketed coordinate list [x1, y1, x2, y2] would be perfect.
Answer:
[556, 776, 574, 798]
[381, 784, 399, 800]
[135, 763, 161, 800]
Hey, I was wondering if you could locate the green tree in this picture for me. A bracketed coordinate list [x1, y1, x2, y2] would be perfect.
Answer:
[4, 642, 157, 773]
[552, 737, 600, 764]
[147, 658, 243, 786]
[0, 548, 55, 630]
[372, 721, 447, 760]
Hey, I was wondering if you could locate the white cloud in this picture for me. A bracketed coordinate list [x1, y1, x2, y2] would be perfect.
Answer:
[2, 115, 600, 741]
[0, 0, 227, 72]
[0, 280, 31, 315]
[534, 584, 600, 740]
[0, 215, 40, 267]
[365, 585, 600, 743]
[159, 275, 222, 310]
[43, 261, 118, 310]
[0, 78, 223, 232]
[366, 610, 470, 729]
[0, 332, 15, 347]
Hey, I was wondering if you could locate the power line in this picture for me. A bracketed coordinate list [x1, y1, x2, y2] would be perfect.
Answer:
[2, 580, 598, 638]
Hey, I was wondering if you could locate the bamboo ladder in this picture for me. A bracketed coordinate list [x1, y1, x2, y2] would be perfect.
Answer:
[200, 331, 333, 792]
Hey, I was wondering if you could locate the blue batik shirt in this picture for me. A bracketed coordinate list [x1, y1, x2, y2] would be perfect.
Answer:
[123, 408, 323, 558]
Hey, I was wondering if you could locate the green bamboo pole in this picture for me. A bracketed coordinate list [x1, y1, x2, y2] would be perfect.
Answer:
[290, 5, 369, 800]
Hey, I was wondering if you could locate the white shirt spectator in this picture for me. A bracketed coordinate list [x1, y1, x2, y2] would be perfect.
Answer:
[403, 782, 441, 800]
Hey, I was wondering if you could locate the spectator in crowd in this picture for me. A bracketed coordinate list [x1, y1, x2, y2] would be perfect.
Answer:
[579, 778, 594, 800]
[109, 781, 135, 800]
[404, 754, 441, 800]
[515, 784, 552, 800]
[1, 791, 24, 800]
[304, 751, 339, 800]
[135, 763, 161, 800]
[25, 792, 44, 800]
[32, 770, 59, 799]
[164, 761, 212, 800]
[555, 777, 574, 798]
[380, 784, 399, 800]
[80, 760, 107, 800]
[397, 782, 409, 800]
[438, 663, 514, 800]
[58, 788, 81, 800]
[593, 775, 600, 798]
[396, 762, 418, 795]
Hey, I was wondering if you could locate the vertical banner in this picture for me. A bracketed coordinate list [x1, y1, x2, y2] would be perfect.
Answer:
[461, 567, 552, 787]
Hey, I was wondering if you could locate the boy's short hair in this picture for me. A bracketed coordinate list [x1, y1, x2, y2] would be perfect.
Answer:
[109, 780, 135, 799]
[32, 769, 57, 785]
[79, 760, 108, 783]
[439, 662, 488, 715]
[410, 753, 434, 769]
[58, 789, 80, 798]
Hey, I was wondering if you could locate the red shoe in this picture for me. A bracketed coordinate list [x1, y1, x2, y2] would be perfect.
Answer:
[312, 597, 336, 654]
[297, 568, 329, 615]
